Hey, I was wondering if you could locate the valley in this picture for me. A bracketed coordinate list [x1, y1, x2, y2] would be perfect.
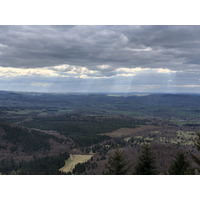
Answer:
[0, 91, 200, 174]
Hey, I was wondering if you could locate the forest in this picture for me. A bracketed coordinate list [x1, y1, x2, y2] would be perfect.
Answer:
[0, 92, 200, 175]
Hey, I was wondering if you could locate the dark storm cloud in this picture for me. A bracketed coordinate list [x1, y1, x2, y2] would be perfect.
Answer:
[1, 25, 200, 72]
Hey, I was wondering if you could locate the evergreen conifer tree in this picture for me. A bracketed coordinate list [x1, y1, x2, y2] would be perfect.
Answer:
[105, 147, 129, 175]
[134, 144, 158, 175]
[168, 152, 194, 175]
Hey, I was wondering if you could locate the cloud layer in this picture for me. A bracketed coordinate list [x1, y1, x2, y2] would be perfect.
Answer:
[0, 25, 200, 93]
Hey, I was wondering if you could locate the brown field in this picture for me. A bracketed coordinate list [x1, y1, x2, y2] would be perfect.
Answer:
[101, 125, 158, 138]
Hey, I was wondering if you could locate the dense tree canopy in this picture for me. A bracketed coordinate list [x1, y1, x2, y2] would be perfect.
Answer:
[0, 153, 70, 175]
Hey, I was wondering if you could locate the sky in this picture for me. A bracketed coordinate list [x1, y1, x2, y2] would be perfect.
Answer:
[0, 25, 200, 93]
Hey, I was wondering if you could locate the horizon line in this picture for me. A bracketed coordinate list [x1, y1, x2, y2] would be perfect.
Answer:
[0, 89, 200, 95]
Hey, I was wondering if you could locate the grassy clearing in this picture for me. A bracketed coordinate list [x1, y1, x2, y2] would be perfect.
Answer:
[56, 109, 74, 114]
[59, 154, 93, 174]
[7, 110, 32, 115]
[135, 94, 149, 96]
[124, 137, 131, 142]
[6, 108, 74, 116]
[38, 112, 48, 116]
[150, 130, 161, 134]
[107, 95, 122, 97]
[169, 118, 187, 126]
[7, 109, 45, 115]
